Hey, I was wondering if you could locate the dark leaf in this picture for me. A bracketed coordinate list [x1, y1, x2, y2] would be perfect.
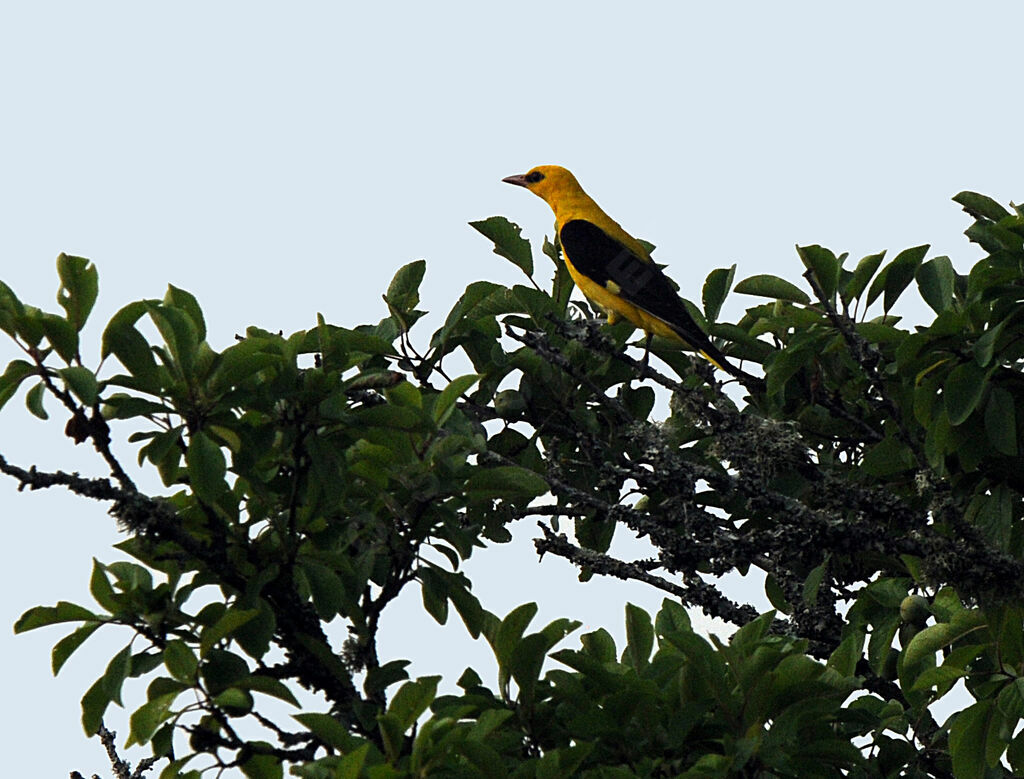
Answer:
[916, 255, 955, 315]
[984, 386, 1017, 456]
[0, 359, 35, 411]
[470, 216, 533, 278]
[953, 191, 1011, 222]
[56, 253, 99, 331]
[59, 366, 99, 406]
[702, 265, 735, 322]
[164, 284, 207, 342]
[186, 431, 227, 504]
[797, 245, 841, 302]
[945, 361, 988, 426]
[734, 274, 810, 305]
[25, 381, 48, 419]
[843, 251, 885, 305]
[384, 259, 427, 315]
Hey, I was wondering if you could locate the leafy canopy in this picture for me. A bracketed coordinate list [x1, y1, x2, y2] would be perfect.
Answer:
[4, 190, 1024, 777]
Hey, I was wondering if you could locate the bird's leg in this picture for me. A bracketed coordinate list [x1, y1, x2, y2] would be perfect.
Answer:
[639, 332, 653, 373]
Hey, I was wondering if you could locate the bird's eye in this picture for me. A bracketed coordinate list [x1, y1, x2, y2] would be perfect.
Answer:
[525, 171, 544, 184]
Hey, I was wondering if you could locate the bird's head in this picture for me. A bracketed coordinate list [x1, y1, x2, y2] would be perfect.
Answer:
[502, 165, 583, 206]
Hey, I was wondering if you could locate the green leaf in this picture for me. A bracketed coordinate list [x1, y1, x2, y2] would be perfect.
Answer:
[470, 216, 534, 277]
[466, 465, 547, 502]
[158, 757, 198, 779]
[969, 485, 1013, 551]
[430, 280, 505, 350]
[489, 603, 538, 668]
[148, 303, 199, 377]
[973, 320, 1005, 368]
[59, 366, 99, 406]
[334, 744, 370, 779]
[508, 633, 550, 707]
[902, 610, 987, 684]
[52, 622, 102, 676]
[0, 359, 35, 411]
[208, 424, 241, 453]
[164, 284, 206, 342]
[89, 560, 121, 613]
[997, 678, 1024, 719]
[40, 312, 79, 362]
[580, 628, 617, 663]
[1009, 728, 1024, 775]
[624, 603, 653, 669]
[213, 687, 254, 715]
[17, 305, 45, 347]
[164, 640, 199, 681]
[25, 382, 48, 419]
[200, 608, 259, 657]
[15, 601, 99, 632]
[0, 280, 26, 338]
[365, 660, 411, 697]
[239, 675, 301, 707]
[867, 614, 900, 677]
[387, 676, 440, 731]
[128, 691, 179, 747]
[860, 434, 915, 477]
[764, 575, 792, 614]
[654, 598, 692, 637]
[949, 700, 999, 779]
[384, 259, 427, 315]
[186, 430, 227, 504]
[101, 301, 150, 356]
[300, 561, 348, 620]
[240, 749, 282, 779]
[879, 245, 929, 313]
[827, 634, 862, 677]
[102, 303, 161, 389]
[232, 600, 277, 661]
[446, 574, 484, 638]
[433, 373, 479, 426]
[81, 675, 111, 736]
[102, 644, 133, 706]
[797, 245, 840, 302]
[56, 253, 99, 331]
[702, 265, 735, 322]
[734, 274, 810, 305]
[916, 255, 955, 315]
[294, 712, 361, 751]
[201, 649, 249, 695]
[802, 559, 828, 605]
[731, 610, 775, 650]
[843, 251, 885, 304]
[419, 566, 449, 624]
[510, 618, 578, 708]
[969, 220, 1024, 252]
[953, 191, 1011, 222]
[945, 361, 988, 425]
[984, 386, 1017, 456]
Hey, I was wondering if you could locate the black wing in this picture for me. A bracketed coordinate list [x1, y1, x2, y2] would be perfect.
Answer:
[559, 219, 718, 349]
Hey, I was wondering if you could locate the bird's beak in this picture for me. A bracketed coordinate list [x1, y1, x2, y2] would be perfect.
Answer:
[502, 174, 529, 188]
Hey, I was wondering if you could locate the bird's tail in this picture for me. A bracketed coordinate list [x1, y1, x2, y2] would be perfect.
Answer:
[685, 333, 763, 391]
[714, 353, 764, 391]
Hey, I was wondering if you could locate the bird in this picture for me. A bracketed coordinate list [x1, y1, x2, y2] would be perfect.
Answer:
[502, 165, 760, 386]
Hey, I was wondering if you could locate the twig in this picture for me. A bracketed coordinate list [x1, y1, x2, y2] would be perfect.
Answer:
[534, 524, 759, 626]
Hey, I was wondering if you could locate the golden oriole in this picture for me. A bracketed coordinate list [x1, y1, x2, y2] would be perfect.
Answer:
[503, 165, 758, 385]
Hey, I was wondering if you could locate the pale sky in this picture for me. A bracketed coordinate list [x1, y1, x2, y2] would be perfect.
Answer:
[2, 3, 1022, 775]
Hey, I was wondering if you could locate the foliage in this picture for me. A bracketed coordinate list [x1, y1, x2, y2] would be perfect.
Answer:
[4, 191, 1024, 777]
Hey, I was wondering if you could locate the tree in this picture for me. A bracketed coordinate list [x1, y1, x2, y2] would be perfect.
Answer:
[3, 190, 1024, 778]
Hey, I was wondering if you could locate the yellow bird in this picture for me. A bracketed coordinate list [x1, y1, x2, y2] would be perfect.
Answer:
[503, 165, 758, 384]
